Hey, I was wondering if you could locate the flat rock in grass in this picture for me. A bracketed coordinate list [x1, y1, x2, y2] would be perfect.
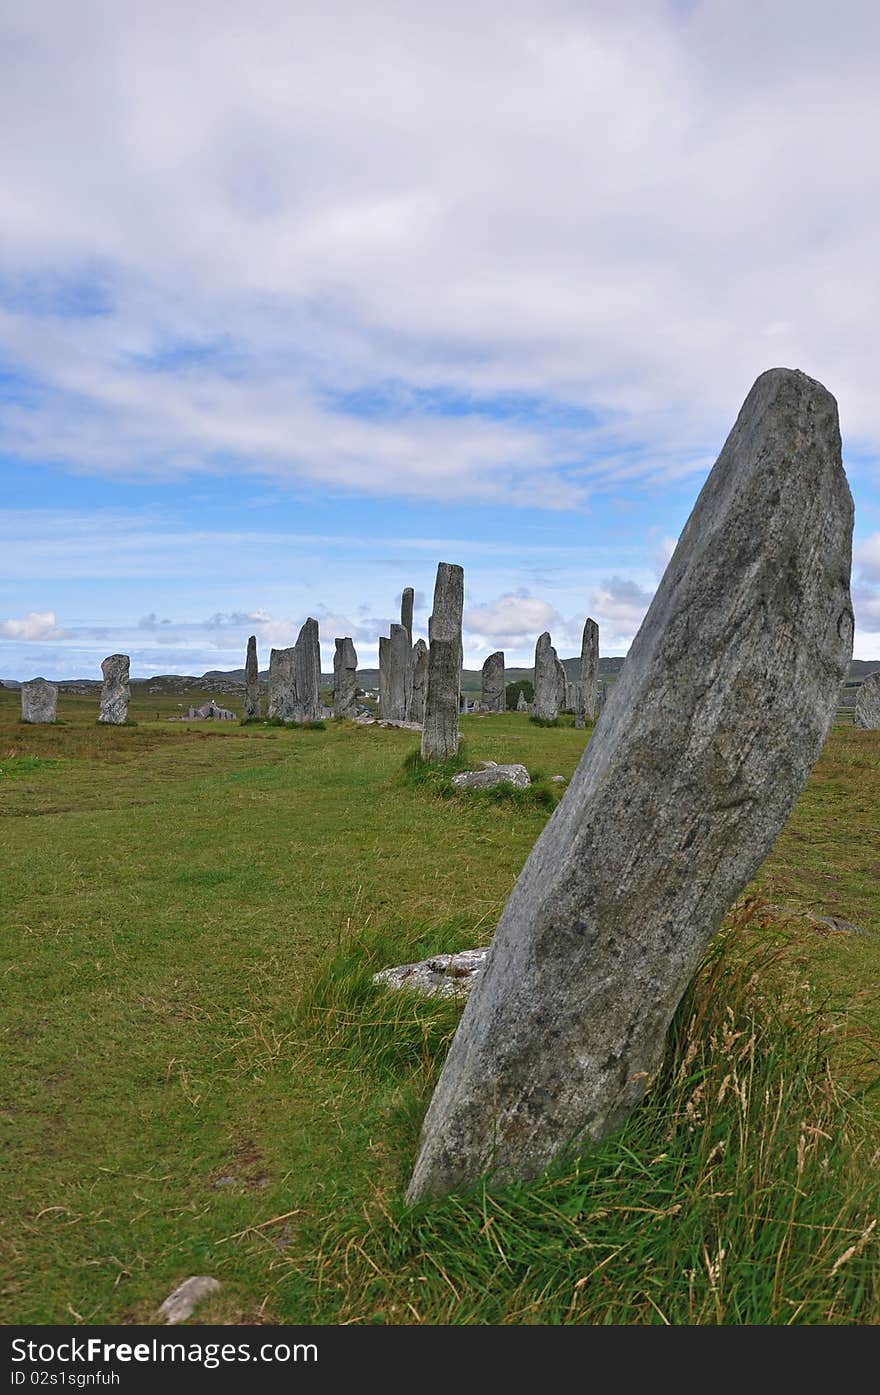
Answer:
[451, 763, 531, 791]
[374, 948, 490, 999]
[378, 719, 422, 730]
[407, 367, 854, 1202]
[156, 1275, 220, 1325]
[854, 671, 880, 728]
[21, 678, 57, 724]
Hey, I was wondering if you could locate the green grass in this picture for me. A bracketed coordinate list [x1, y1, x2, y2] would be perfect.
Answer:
[0, 685, 877, 1324]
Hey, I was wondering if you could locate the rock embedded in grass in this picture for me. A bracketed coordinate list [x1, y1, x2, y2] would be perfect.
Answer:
[374, 947, 490, 999]
[21, 678, 57, 724]
[407, 367, 854, 1202]
[98, 654, 130, 724]
[854, 671, 880, 728]
[451, 763, 531, 791]
[156, 1275, 220, 1325]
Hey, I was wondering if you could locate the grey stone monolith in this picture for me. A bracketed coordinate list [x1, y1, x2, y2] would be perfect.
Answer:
[245, 635, 261, 719]
[401, 588, 414, 645]
[333, 637, 358, 718]
[388, 623, 412, 722]
[98, 654, 130, 724]
[378, 636, 390, 719]
[854, 671, 880, 728]
[420, 562, 464, 761]
[581, 618, 599, 720]
[407, 367, 854, 1201]
[516, 690, 529, 713]
[533, 633, 562, 721]
[410, 639, 428, 724]
[21, 678, 57, 724]
[268, 647, 295, 720]
[480, 652, 505, 714]
[293, 617, 321, 722]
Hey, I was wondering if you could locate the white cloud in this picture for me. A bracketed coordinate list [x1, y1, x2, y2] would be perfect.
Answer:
[0, 610, 67, 641]
[463, 592, 561, 646]
[854, 533, 880, 582]
[589, 576, 655, 647]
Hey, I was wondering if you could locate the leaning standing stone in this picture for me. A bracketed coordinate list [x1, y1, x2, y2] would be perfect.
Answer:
[333, 637, 358, 718]
[98, 654, 130, 724]
[410, 638, 429, 724]
[854, 671, 880, 728]
[244, 635, 261, 719]
[580, 618, 599, 720]
[407, 367, 854, 1200]
[421, 562, 464, 761]
[480, 651, 505, 713]
[533, 632, 562, 720]
[21, 678, 57, 724]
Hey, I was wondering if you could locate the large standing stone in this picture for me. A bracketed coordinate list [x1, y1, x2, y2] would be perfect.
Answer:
[580, 618, 599, 721]
[388, 623, 412, 722]
[98, 654, 130, 724]
[480, 652, 505, 714]
[378, 636, 390, 719]
[293, 617, 321, 722]
[421, 562, 464, 761]
[268, 647, 296, 720]
[854, 671, 880, 728]
[244, 635, 261, 719]
[533, 632, 562, 721]
[21, 678, 57, 724]
[401, 588, 414, 645]
[407, 367, 854, 1201]
[333, 637, 358, 718]
[410, 638, 429, 724]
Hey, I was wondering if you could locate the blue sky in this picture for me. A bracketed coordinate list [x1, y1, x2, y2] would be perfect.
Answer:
[3, 0, 880, 680]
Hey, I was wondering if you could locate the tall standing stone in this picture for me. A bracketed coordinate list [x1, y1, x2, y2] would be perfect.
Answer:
[854, 671, 880, 728]
[421, 562, 464, 761]
[386, 623, 412, 722]
[410, 639, 429, 724]
[378, 636, 390, 719]
[98, 654, 130, 724]
[480, 652, 505, 714]
[21, 678, 57, 724]
[580, 618, 599, 721]
[533, 632, 562, 721]
[407, 368, 854, 1200]
[333, 637, 358, 718]
[401, 588, 414, 645]
[268, 647, 296, 720]
[293, 617, 321, 722]
[244, 635, 261, 719]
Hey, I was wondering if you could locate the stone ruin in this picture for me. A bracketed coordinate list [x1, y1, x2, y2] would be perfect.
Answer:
[480, 652, 505, 714]
[421, 562, 464, 761]
[854, 671, 880, 729]
[21, 678, 58, 724]
[406, 367, 854, 1201]
[333, 637, 358, 719]
[98, 654, 130, 724]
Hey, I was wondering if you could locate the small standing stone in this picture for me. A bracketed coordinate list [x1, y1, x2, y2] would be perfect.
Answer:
[244, 635, 261, 719]
[98, 654, 130, 724]
[401, 587, 414, 645]
[410, 638, 429, 724]
[21, 678, 57, 724]
[581, 618, 599, 721]
[480, 651, 505, 713]
[388, 623, 412, 722]
[533, 632, 562, 721]
[378, 635, 391, 719]
[421, 562, 464, 761]
[333, 637, 358, 718]
[854, 671, 880, 728]
[268, 647, 296, 721]
[516, 690, 529, 713]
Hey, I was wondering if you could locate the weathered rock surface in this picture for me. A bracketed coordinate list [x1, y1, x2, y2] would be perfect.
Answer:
[580, 618, 599, 721]
[388, 623, 412, 722]
[245, 635, 260, 719]
[407, 367, 854, 1201]
[451, 762, 531, 791]
[374, 948, 490, 999]
[156, 1275, 221, 1325]
[533, 632, 562, 721]
[480, 651, 505, 713]
[333, 637, 358, 718]
[421, 562, 464, 761]
[854, 671, 880, 728]
[410, 638, 429, 724]
[293, 617, 321, 722]
[268, 646, 296, 720]
[98, 654, 130, 724]
[21, 678, 57, 723]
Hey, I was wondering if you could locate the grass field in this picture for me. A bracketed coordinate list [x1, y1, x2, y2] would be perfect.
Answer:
[1, 685, 878, 1324]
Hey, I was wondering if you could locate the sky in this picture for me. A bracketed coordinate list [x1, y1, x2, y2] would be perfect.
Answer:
[3, 0, 880, 680]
